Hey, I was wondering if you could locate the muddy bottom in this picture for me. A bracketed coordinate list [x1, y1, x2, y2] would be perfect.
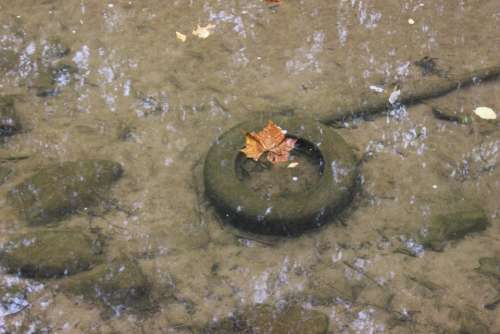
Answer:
[0, 1, 500, 333]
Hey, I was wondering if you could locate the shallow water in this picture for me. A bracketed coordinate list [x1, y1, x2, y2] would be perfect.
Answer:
[0, 0, 500, 333]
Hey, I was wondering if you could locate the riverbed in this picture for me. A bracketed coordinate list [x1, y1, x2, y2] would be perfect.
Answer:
[1, 1, 499, 333]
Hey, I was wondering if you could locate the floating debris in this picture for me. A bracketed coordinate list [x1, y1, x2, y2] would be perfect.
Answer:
[388, 89, 401, 105]
[176, 31, 187, 42]
[192, 24, 215, 39]
[473, 106, 497, 120]
[241, 120, 297, 164]
[369, 85, 385, 93]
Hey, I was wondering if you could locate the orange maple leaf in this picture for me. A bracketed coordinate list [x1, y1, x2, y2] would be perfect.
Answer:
[241, 121, 297, 164]
[241, 132, 265, 161]
[267, 138, 297, 163]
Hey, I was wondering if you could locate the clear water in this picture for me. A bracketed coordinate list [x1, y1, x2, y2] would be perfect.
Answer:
[0, 1, 499, 333]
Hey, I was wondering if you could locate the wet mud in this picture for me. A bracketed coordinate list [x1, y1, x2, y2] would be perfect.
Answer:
[0, 1, 500, 333]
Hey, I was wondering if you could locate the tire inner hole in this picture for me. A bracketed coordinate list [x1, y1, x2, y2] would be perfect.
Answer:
[235, 137, 325, 199]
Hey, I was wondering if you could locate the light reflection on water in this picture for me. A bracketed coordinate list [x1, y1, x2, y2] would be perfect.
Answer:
[0, 0, 499, 332]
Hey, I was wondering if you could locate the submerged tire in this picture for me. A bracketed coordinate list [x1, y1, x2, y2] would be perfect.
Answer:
[204, 115, 359, 236]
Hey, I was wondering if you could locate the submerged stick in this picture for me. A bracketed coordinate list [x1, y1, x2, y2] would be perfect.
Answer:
[0, 155, 30, 162]
[316, 65, 500, 124]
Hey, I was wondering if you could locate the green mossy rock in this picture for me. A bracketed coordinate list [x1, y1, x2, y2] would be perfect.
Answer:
[419, 209, 489, 251]
[0, 228, 104, 278]
[8, 159, 123, 225]
[62, 255, 153, 314]
[203, 304, 329, 334]
[0, 96, 21, 137]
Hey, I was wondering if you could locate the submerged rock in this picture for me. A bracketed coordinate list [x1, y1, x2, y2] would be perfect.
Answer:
[0, 96, 21, 137]
[61, 255, 154, 315]
[0, 228, 104, 278]
[419, 208, 489, 251]
[203, 303, 329, 334]
[8, 160, 123, 225]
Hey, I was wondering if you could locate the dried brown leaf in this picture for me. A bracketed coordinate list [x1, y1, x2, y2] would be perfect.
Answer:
[240, 121, 296, 164]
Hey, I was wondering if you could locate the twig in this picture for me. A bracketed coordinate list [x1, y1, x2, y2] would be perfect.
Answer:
[0, 155, 30, 162]
[318, 64, 500, 124]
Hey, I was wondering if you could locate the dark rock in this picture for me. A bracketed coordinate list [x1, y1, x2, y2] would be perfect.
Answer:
[61, 255, 154, 315]
[419, 208, 489, 251]
[203, 303, 329, 334]
[0, 96, 21, 137]
[7, 159, 123, 225]
[0, 228, 104, 278]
